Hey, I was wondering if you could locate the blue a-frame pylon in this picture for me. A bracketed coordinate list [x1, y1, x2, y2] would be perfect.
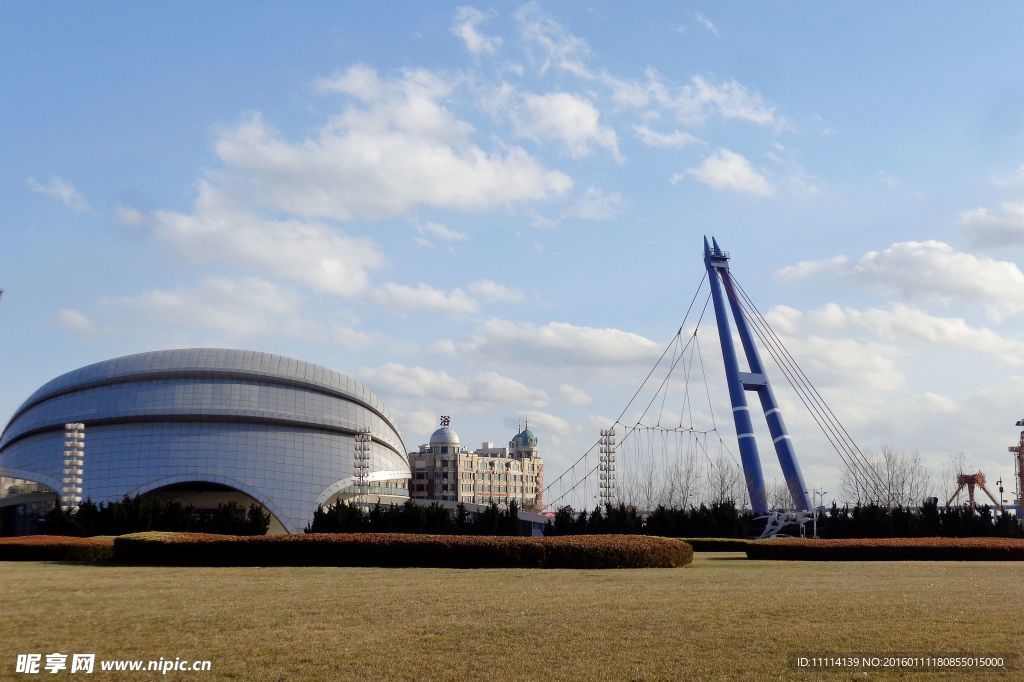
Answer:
[704, 237, 811, 513]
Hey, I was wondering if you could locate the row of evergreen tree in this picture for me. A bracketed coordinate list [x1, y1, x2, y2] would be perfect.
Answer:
[544, 500, 1023, 538]
[36, 496, 1022, 538]
[42, 496, 271, 536]
[306, 500, 524, 535]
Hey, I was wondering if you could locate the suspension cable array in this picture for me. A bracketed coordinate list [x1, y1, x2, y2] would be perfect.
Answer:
[541, 273, 747, 512]
[725, 274, 889, 504]
[541, 239, 876, 513]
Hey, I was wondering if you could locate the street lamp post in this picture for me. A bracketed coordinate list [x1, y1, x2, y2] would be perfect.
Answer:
[804, 488, 828, 538]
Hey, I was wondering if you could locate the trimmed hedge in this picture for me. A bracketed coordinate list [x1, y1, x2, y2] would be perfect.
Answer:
[746, 537, 1024, 561]
[0, 535, 115, 562]
[679, 537, 751, 552]
[114, 532, 693, 568]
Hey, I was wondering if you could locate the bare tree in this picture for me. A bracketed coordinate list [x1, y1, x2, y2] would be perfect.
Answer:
[840, 443, 934, 506]
[664, 452, 701, 509]
[766, 478, 794, 510]
[706, 454, 748, 507]
[940, 451, 967, 504]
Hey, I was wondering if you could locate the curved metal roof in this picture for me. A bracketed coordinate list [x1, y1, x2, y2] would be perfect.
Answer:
[6, 348, 399, 436]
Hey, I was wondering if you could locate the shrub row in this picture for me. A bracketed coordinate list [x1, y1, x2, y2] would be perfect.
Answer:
[113, 532, 693, 568]
[0, 535, 115, 562]
[746, 537, 1024, 561]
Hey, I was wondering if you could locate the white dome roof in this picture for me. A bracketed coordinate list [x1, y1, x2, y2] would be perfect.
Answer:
[429, 426, 460, 446]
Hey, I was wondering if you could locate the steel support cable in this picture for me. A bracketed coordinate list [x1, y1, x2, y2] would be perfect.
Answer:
[692, 329, 743, 471]
[679, 336, 699, 429]
[694, 330, 718, 431]
[730, 280, 875, 475]
[717, 279, 874, 500]
[728, 278, 889, 498]
[610, 301, 712, 510]
[655, 334, 683, 427]
[728, 289, 887, 502]
[545, 462, 601, 510]
[611, 312, 706, 482]
[727, 277, 889, 501]
[729, 276, 870, 462]
[541, 277, 708, 501]
[722, 272, 857, 462]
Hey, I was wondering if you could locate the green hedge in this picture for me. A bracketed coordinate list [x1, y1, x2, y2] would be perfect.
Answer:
[679, 537, 751, 552]
[114, 532, 693, 568]
[0, 535, 115, 562]
[746, 537, 1024, 561]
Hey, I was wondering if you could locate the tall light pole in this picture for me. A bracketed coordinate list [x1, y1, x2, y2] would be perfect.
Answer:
[62, 423, 85, 511]
[598, 428, 616, 508]
[804, 488, 828, 538]
[353, 428, 372, 506]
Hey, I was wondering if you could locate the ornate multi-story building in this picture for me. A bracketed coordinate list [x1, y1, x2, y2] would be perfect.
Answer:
[409, 417, 544, 512]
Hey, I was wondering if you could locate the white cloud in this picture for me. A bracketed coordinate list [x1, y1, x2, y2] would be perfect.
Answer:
[462, 318, 662, 366]
[897, 242, 1012, 307]
[960, 202, 1024, 249]
[360, 362, 547, 408]
[214, 66, 571, 221]
[109, 277, 372, 346]
[989, 164, 1024, 189]
[451, 6, 502, 54]
[417, 220, 469, 243]
[768, 302, 1024, 367]
[110, 277, 301, 337]
[564, 186, 624, 221]
[472, 371, 548, 407]
[372, 282, 479, 314]
[694, 13, 719, 36]
[512, 5, 779, 130]
[789, 336, 906, 393]
[362, 363, 472, 401]
[516, 92, 621, 160]
[151, 182, 383, 297]
[632, 125, 702, 149]
[607, 71, 780, 129]
[678, 148, 774, 196]
[111, 204, 145, 226]
[671, 75, 778, 127]
[776, 255, 849, 281]
[515, 2, 591, 77]
[559, 383, 592, 405]
[468, 279, 526, 304]
[518, 410, 579, 437]
[779, 241, 1024, 319]
[27, 176, 90, 212]
[55, 308, 98, 338]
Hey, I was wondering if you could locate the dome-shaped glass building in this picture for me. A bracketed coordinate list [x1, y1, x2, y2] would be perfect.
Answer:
[0, 348, 410, 533]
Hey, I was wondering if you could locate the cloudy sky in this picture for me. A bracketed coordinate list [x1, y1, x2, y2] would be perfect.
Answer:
[4, 3, 1024, 506]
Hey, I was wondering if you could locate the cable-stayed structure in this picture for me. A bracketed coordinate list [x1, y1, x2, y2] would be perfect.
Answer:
[542, 237, 882, 515]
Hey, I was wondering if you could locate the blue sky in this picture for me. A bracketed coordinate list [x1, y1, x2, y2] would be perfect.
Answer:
[5, 3, 1024, 507]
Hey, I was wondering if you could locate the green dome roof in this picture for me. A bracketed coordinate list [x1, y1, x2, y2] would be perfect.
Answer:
[511, 429, 537, 448]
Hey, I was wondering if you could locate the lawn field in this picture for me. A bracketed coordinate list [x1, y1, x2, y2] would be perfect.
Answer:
[0, 553, 1019, 680]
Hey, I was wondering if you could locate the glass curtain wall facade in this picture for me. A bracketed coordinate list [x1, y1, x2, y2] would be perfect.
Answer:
[0, 349, 410, 533]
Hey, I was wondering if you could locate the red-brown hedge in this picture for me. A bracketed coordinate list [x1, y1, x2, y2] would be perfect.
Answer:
[113, 532, 693, 568]
[0, 535, 115, 562]
[746, 537, 1024, 561]
[679, 537, 751, 552]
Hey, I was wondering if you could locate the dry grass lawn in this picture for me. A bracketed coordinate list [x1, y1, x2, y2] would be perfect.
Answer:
[0, 553, 1019, 680]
